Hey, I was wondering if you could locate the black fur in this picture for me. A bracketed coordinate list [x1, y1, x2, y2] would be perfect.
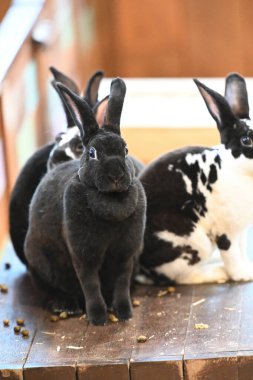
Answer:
[216, 234, 231, 250]
[9, 69, 104, 265]
[24, 78, 146, 325]
[139, 147, 214, 270]
[9, 143, 54, 264]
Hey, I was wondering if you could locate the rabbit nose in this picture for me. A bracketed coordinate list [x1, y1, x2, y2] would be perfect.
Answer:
[108, 172, 124, 184]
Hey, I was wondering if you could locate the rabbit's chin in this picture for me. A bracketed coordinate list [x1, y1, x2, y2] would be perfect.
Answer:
[95, 179, 132, 194]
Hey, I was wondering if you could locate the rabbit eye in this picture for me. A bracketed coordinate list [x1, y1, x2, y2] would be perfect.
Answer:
[76, 143, 83, 152]
[241, 136, 253, 147]
[89, 147, 97, 159]
[125, 146, 128, 156]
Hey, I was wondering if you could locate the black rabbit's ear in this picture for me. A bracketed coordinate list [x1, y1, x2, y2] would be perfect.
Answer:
[50, 67, 80, 94]
[55, 83, 99, 145]
[51, 80, 76, 128]
[103, 78, 126, 135]
[224, 73, 250, 119]
[83, 70, 104, 108]
[93, 95, 109, 127]
[194, 79, 237, 140]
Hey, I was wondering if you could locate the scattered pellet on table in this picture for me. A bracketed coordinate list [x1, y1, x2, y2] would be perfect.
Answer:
[137, 335, 148, 343]
[14, 326, 21, 334]
[108, 313, 119, 323]
[50, 315, 59, 322]
[167, 286, 176, 293]
[194, 323, 209, 329]
[4, 263, 11, 270]
[132, 299, 140, 307]
[0, 284, 8, 293]
[16, 319, 25, 326]
[21, 329, 29, 338]
[59, 312, 68, 320]
[157, 289, 168, 297]
[3, 319, 9, 327]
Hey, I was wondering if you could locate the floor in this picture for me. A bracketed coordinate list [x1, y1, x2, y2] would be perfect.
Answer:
[1, 246, 253, 380]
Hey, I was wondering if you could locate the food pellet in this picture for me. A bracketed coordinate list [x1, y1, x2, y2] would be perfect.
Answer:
[59, 312, 68, 319]
[132, 299, 140, 307]
[0, 284, 8, 293]
[16, 319, 25, 326]
[194, 323, 209, 329]
[167, 286, 176, 293]
[3, 319, 9, 327]
[14, 326, 21, 334]
[21, 329, 29, 338]
[137, 335, 147, 343]
[108, 313, 119, 323]
[50, 315, 59, 322]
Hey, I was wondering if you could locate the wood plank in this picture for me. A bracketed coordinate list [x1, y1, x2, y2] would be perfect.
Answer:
[183, 283, 243, 379]
[184, 284, 243, 355]
[130, 356, 183, 380]
[238, 352, 253, 380]
[0, 247, 46, 380]
[78, 360, 129, 380]
[77, 286, 148, 380]
[24, 365, 76, 380]
[129, 285, 193, 380]
[0, 3, 43, 83]
[236, 282, 253, 379]
[184, 352, 238, 380]
[24, 314, 89, 380]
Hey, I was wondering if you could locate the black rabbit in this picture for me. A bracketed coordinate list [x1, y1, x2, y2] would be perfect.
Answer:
[137, 73, 253, 285]
[9, 69, 104, 265]
[24, 78, 146, 325]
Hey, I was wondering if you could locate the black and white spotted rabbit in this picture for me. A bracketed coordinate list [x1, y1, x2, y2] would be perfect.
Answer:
[24, 78, 146, 325]
[9, 69, 104, 265]
[138, 73, 253, 285]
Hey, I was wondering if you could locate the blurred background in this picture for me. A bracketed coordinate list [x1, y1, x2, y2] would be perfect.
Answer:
[1, 0, 253, 248]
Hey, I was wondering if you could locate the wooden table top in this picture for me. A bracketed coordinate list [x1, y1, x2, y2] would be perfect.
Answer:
[1, 245, 253, 380]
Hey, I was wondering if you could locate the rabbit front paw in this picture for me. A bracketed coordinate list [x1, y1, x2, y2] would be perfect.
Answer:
[113, 299, 133, 321]
[228, 263, 253, 282]
[86, 301, 107, 325]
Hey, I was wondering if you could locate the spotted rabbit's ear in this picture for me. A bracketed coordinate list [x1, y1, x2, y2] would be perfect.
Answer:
[83, 70, 104, 108]
[55, 83, 99, 145]
[50, 67, 80, 128]
[194, 79, 238, 144]
[225, 73, 250, 119]
[103, 78, 126, 136]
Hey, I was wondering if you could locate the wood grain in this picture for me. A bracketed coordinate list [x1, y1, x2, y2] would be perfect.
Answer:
[83, 0, 253, 77]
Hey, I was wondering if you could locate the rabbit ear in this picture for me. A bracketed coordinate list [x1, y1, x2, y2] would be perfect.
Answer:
[50, 67, 80, 94]
[51, 80, 76, 128]
[194, 79, 237, 142]
[93, 95, 109, 127]
[55, 83, 99, 145]
[224, 73, 250, 119]
[83, 70, 104, 108]
[103, 78, 126, 135]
